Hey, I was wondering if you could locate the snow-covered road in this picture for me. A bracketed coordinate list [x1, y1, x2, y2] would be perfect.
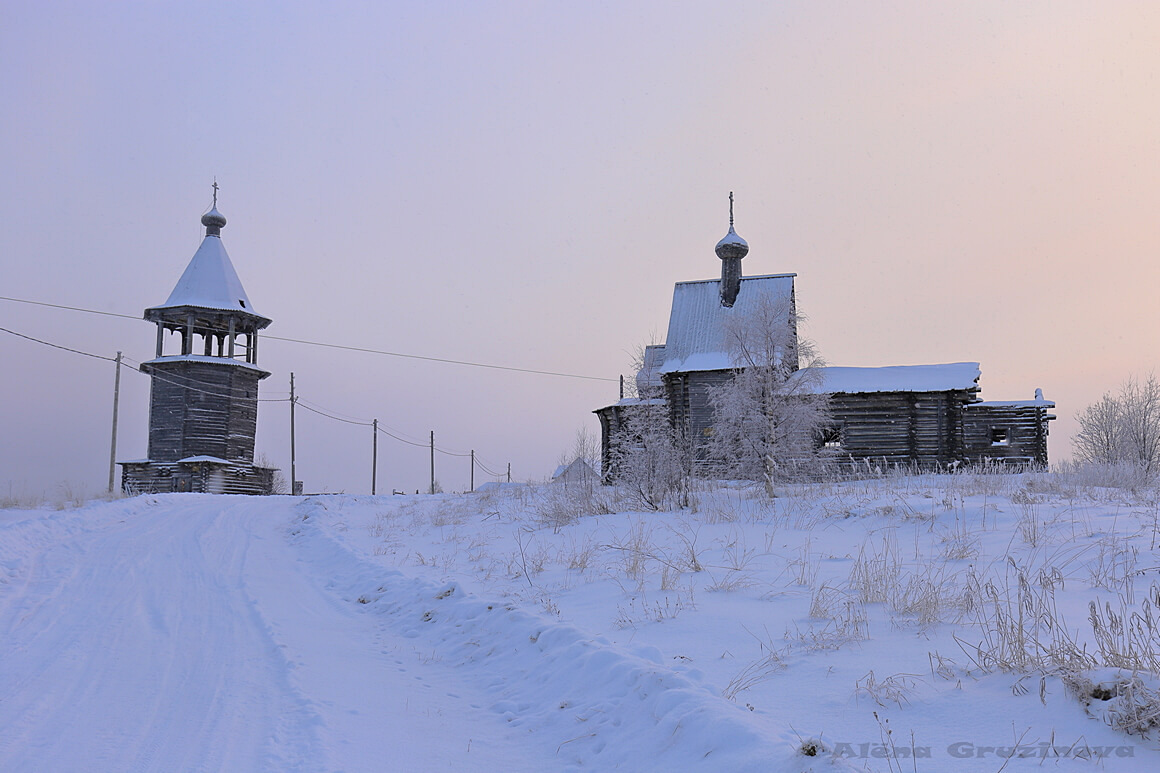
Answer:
[0, 495, 802, 773]
[0, 496, 558, 772]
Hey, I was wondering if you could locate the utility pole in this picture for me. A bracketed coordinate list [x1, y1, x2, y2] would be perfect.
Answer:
[470, 450, 474, 492]
[372, 419, 378, 495]
[507, 462, 511, 483]
[290, 372, 297, 495]
[107, 351, 122, 493]
[429, 430, 435, 494]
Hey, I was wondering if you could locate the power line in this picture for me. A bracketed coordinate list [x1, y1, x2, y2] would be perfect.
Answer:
[0, 326, 120, 363]
[1, 324, 291, 403]
[296, 400, 373, 427]
[269, 333, 614, 382]
[294, 392, 497, 461]
[375, 423, 431, 450]
[474, 457, 506, 478]
[0, 296, 138, 321]
[0, 294, 616, 382]
[3, 306, 520, 486]
[118, 354, 293, 400]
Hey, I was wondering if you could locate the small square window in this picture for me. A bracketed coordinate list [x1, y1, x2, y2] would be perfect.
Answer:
[991, 428, 1010, 446]
[820, 427, 842, 449]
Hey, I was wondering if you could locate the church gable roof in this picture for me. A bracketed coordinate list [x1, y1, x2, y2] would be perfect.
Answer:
[658, 273, 796, 374]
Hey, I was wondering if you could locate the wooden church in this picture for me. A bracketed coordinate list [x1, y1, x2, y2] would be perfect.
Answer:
[119, 195, 278, 495]
[596, 197, 1055, 480]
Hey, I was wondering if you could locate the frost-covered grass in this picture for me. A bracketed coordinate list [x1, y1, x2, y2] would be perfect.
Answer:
[0, 481, 122, 511]
[312, 468, 1160, 769]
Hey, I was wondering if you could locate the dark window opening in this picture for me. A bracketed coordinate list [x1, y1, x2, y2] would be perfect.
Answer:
[991, 427, 1010, 446]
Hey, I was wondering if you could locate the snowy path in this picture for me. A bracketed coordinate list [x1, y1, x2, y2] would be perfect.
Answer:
[0, 496, 556, 772]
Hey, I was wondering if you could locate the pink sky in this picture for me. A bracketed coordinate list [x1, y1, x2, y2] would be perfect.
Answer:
[3, 2, 1159, 496]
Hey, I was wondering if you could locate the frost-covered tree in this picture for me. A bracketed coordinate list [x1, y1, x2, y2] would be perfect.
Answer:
[558, 427, 601, 476]
[1073, 394, 1124, 466]
[709, 295, 830, 494]
[607, 346, 691, 510]
[1074, 374, 1160, 474]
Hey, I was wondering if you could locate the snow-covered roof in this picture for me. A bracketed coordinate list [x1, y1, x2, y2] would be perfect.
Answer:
[636, 345, 666, 395]
[139, 354, 271, 375]
[150, 231, 264, 319]
[969, 399, 1056, 409]
[178, 455, 232, 465]
[793, 363, 982, 395]
[658, 274, 796, 374]
[714, 226, 748, 257]
[552, 459, 596, 482]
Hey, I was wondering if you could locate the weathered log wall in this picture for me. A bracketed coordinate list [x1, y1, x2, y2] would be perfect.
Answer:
[120, 460, 276, 495]
[599, 370, 1054, 479]
[828, 390, 972, 467]
[143, 360, 262, 464]
[963, 404, 1052, 466]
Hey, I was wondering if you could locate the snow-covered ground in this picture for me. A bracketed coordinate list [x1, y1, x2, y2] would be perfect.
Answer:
[2, 471, 1158, 772]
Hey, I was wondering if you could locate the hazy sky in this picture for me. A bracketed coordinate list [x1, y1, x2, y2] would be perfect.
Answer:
[4, 1, 1160, 497]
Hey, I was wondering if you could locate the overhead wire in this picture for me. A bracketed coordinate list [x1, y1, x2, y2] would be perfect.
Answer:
[0, 325, 120, 363]
[0, 294, 616, 382]
[1, 324, 292, 403]
[3, 298, 531, 481]
[118, 354, 291, 402]
[474, 457, 507, 478]
[295, 400, 373, 426]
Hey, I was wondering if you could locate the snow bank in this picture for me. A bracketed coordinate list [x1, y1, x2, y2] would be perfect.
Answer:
[289, 496, 853, 771]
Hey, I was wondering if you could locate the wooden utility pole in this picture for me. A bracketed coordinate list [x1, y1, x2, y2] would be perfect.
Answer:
[107, 351, 122, 493]
[429, 430, 435, 494]
[507, 462, 511, 483]
[290, 372, 297, 495]
[372, 419, 378, 495]
[470, 450, 474, 492]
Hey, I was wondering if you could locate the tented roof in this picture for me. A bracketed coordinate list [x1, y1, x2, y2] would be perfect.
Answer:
[149, 233, 267, 322]
[657, 274, 796, 374]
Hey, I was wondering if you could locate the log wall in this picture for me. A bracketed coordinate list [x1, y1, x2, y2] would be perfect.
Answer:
[963, 404, 1052, 466]
[828, 390, 972, 467]
[120, 460, 276, 495]
[143, 360, 262, 463]
[599, 370, 1054, 479]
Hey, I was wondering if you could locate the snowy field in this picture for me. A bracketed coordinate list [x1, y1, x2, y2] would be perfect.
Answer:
[2, 470, 1159, 772]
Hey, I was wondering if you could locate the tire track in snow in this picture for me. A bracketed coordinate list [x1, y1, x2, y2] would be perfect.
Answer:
[0, 496, 323, 772]
[290, 497, 863, 772]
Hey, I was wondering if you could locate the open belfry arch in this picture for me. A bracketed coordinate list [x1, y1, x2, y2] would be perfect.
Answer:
[120, 188, 278, 494]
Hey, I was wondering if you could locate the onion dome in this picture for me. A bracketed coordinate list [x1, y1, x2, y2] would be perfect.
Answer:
[715, 225, 749, 261]
[201, 207, 227, 237]
[715, 191, 748, 260]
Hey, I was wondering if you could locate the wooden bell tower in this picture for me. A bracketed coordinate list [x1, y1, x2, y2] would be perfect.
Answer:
[120, 189, 278, 494]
